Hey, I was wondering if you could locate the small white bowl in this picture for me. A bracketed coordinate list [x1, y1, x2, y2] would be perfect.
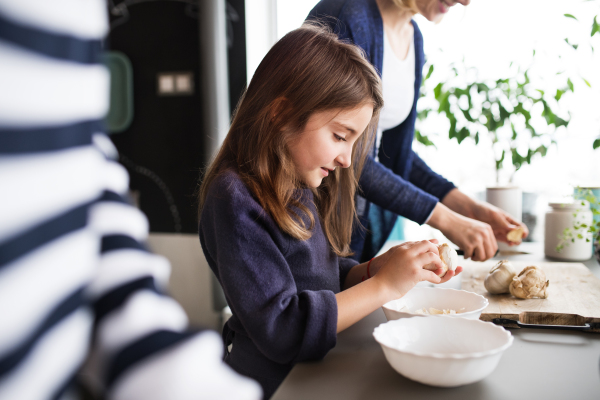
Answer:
[382, 287, 488, 321]
[373, 317, 513, 387]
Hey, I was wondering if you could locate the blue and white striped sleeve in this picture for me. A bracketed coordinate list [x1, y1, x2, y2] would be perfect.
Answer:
[0, 1, 261, 399]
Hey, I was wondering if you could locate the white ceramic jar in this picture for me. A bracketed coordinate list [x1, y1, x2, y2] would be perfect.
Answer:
[544, 201, 593, 261]
[486, 186, 522, 251]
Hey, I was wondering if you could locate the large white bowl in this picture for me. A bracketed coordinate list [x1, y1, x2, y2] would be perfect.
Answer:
[382, 287, 489, 321]
[373, 317, 513, 387]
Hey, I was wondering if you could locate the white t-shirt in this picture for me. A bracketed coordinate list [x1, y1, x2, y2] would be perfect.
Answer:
[375, 31, 415, 161]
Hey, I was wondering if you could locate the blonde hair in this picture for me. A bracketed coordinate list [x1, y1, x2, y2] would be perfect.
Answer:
[391, 0, 419, 15]
[198, 23, 383, 257]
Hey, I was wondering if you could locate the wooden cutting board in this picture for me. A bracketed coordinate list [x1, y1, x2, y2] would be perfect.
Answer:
[460, 260, 600, 332]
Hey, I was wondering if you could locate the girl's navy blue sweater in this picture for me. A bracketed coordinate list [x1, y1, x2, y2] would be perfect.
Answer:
[199, 170, 358, 399]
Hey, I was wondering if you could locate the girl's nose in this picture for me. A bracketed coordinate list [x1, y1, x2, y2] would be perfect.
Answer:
[335, 148, 352, 169]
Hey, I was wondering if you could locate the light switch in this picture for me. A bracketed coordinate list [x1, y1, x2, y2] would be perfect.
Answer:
[175, 73, 193, 94]
[157, 72, 194, 96]
[158, 73, 175, 94]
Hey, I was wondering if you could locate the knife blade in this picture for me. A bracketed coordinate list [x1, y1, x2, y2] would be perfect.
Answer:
[456, 249, 530, 257]
[492, 318, 600, 333]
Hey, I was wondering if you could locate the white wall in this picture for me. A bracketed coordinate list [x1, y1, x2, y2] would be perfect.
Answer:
[147, 233, 221, 330]
[245, 0, 278, 83]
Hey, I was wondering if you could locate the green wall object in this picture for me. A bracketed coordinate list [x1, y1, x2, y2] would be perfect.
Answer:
[103, 51, 134, 134]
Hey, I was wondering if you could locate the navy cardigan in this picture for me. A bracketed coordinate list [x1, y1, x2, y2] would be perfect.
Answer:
[308, 0, 456, 261]
[199, 170, 358, 399]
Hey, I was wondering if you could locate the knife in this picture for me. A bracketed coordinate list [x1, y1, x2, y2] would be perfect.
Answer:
[492, 318, 600, 333]
[456, 249, 530, 257]
[456, 249, 499, 257]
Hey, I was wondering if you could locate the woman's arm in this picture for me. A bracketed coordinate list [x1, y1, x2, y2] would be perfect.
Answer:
[360, 155, 439, 225]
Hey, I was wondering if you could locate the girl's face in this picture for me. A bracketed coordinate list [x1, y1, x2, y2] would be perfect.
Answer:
[288, 104, 374, 188]
[414, 0, 470, 23]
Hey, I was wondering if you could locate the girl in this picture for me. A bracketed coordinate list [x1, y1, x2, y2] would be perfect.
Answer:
[198, 23, 461, 399]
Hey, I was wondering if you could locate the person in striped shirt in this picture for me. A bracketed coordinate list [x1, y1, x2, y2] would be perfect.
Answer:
[0, 0, 261, 398]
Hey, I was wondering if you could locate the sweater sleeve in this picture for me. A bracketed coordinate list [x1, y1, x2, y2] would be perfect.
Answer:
[200, 176, 338, 365]
[408, 151, 456, 202]
[359, 156, 439, 224]
[338, 257, 358, 288]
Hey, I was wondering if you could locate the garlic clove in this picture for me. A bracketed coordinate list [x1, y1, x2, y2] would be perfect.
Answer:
[484, 260, 517, 294]
[507, 227, 524, 243]
[439, 243, 458, 272]
[424, 243, 458, 278]
[509, 265, 550, 299]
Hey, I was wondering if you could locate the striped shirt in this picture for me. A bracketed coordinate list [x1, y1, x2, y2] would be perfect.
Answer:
[0, 1, 261, 399]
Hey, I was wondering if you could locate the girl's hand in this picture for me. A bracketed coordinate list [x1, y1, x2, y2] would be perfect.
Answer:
[370, 240, 447, 301]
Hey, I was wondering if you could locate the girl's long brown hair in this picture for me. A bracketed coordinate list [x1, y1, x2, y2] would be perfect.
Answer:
[199, 22, 383, 257]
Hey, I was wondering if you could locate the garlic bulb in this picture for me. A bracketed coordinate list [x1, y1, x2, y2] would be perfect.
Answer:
[507, 227, 524, 243]
[484, 260, 517, 294]
[424, 243, 458, 278]
[509, 266, 549, 299]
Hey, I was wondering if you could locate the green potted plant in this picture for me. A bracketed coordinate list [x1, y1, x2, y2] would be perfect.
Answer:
[415, 58, 573, 242]
[415, 61, 572, 184]
[559, 187, 600, 262]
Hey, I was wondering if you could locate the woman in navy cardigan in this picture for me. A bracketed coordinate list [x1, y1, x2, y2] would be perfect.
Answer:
[308, 0, 529, 262]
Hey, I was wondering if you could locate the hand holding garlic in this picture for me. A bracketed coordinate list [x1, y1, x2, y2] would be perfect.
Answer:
[506, 227, 524, 243]
[424, 243, 458, 278]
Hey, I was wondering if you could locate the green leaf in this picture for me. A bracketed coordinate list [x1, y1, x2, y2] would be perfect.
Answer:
[496, 150, 505, 171]
[457, 127, 470, 144]
[567, 78, 574, 92]
[536, 145, 548, 157]
[564, 13, 577, 21]
[425, 64, 434, 80]
[434, 82, 443, 99]
[461, 108, 475, 122]
[592, 16, 599, 37]
[582, 77, 592, 87]
[593, 138, 600, 149]
[415, 130, 436, 148]
[564, 38, 578, 50]
[555, 89, 565, 101]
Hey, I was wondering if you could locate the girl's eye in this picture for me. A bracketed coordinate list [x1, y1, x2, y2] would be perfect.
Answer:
[334, 134, 346, 142]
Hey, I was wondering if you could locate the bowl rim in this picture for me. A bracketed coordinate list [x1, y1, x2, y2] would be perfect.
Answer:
[381, 287, 489, 317]
[373, 318, 514, 360]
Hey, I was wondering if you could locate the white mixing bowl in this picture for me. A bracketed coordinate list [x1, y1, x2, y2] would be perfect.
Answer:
[373, 317, 513, 387]
[382, 287, 489, 320]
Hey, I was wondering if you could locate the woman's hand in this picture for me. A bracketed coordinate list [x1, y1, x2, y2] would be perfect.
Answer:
[428, 203, 498, 261]
[471, 201, 529, 245]
[441, 188, 529, 246]
[371, 240, 456, 301]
